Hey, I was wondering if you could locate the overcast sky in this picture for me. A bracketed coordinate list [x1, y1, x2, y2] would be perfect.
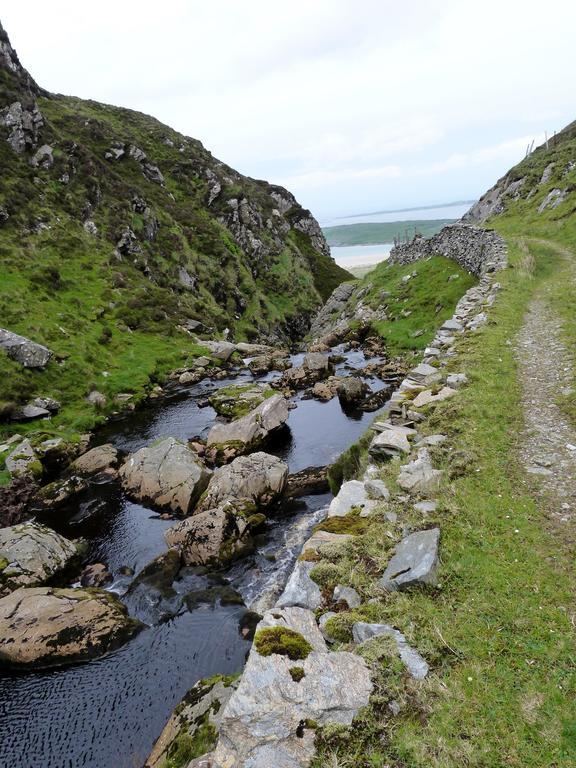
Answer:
[3, 1, 575, 220]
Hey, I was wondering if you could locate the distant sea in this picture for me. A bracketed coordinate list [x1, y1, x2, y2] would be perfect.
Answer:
[325, 201, 472, 270]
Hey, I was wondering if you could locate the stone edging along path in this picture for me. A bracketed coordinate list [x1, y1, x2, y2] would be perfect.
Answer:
[156, 235, 508, 768]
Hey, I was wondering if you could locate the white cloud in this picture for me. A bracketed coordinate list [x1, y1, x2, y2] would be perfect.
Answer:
[2, 0, 575, 217]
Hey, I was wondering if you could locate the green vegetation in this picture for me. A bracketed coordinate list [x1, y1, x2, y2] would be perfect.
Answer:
[288, 666, 306, 682]
[358, 255, 476, 355]
[208, 384, 275, 419]
[0, 60, 349, 443]
[310, 135, 576, 765]
[323, 218, 454, 246]
[161, 721, 217, 768]
[254, 627, 313, 660]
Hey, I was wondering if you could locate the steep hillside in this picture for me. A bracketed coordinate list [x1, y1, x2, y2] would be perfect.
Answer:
[0, 21, 349, 433]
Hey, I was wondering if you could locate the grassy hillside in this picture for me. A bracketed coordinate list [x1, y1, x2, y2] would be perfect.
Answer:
[311, 125, 576, 767]
[0, 22, 349, 440]
[323, 218, 455, 246]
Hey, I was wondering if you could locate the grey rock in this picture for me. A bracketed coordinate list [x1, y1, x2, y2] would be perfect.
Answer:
[413, 500, 437, 514]
[0, 328, 52, 368]
[119, 437, 211, 515]
[10, 404, 50, 421]
[5, 438, 38, 478]
[364, 478, 389, 500]
[337, 376, 365, 405]
[198, 340, 236, 361]
[86, 390, 107, 408]
[369, 428, 411, 458]
[303, 352, 329, 373]
[276, 560, 323, 610]
[397, 449, 443, 497]
[30, 143, 53, 168]
[318, 611, 338, 643]
[213, 606, 372, 768]
[207, 394, 289, 452]
[31, 396, 60, 413]
[328, 480, 377, 517]
[333, 584, 361, 608]
[0, 522, 77, 594]
[198, 452, 288, 512]
[380, 528, 440, 591]
[352, 622, 429, 679]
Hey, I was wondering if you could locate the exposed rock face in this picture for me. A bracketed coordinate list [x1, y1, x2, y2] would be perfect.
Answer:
[206, 394, 289, 455]
[197, 452, 288, 512]
[164, 501, 263, 566]
[0, 328, 52, 368]
[387, 223, 507, 276]
[380, 528, 440, 591]
[119, 437, 211, 515]
[0, 586, 143, 668]
[352, 622, 429, 679]
[72, 444, 118, 475]
[0, 522, 77, 595]
[308, 282, 356, 341]
[212, 606, 373, 768]
[279, 353, 331, 390]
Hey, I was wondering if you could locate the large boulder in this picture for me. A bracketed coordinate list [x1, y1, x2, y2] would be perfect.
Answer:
[206, 394, 289, 456]
[197, 452, 288, 513]
[0, 586, 143, 669]
[279, 353, 331, 391]
[337, 376, 367, 406]
[212, 606, 373, 768]
[198, 340, 235, 362]
[119, 437, 211, 515]
[328, 480, 377, 517]
[164, 501, 264, 566]
[0, 328, 53, 369]
[0, 522, 78, 595]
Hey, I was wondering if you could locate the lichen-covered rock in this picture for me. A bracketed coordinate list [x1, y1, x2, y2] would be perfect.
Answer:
[208, 384, 275, 419]
[328, 480, 377, 517]
[352, 622, 429, 679]
[197, 452, 288, 513]
[5, 438, 41, 479]
[206, 394, 289, 455]
[0, 522, 77, 594]
[164, 501, 263, 566]
[0, 586, 143, 668]
[379, 528, 440, 591]
[0, 328, 52, 368]
[119, 437, 211, 515]
[212, 606, 373, 768]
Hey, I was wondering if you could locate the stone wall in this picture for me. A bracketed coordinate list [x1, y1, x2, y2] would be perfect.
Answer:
[387, 223, 507, 276]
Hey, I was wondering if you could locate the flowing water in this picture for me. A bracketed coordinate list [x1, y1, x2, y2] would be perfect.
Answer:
[0, 347, 388, 768]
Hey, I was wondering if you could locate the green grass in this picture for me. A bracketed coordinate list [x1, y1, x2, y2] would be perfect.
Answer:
[323, 219, 455, 247]
[357, 255, 476, 355]
[311, 219, 576, 766]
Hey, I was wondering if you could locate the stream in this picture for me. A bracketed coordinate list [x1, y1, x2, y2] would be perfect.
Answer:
[0, 346, 389, 768]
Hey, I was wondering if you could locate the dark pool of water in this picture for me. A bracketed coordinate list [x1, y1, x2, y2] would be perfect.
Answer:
[0, 348, 389, 768]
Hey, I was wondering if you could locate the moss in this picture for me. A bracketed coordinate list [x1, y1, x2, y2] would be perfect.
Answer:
[162, 720, 217, 768]
[289, 666, 306, 682]
[254, 627, 313, 660]
[309, 561, 342, 588]
[314, 511, 370, 536]
[323, 614, 354, 643]
[298, 549, 321, 562]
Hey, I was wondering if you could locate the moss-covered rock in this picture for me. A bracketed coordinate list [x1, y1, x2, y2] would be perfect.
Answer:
[254, 627, 313, 660]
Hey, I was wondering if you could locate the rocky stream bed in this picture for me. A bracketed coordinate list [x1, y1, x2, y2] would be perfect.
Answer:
[0, 344, 393, 768]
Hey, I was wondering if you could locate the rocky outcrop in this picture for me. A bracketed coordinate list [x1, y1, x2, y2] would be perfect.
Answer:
[197, 452, 288, 512]
[0, 586, 143, 668]
[211, 606, 373, 768]
[119, 437, 211, 515]
[0, 522, 77, 595]
[387, 223, 507, 276]
[206, 394, 289, 456]
[0, 329, 53, 368]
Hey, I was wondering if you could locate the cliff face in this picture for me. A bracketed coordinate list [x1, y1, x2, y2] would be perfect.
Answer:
[0, 20, 349, 350]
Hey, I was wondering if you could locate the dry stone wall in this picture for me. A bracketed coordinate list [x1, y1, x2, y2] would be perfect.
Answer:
[388, 223, 507, 276]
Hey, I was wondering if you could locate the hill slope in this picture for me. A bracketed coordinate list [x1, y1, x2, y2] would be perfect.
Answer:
[0, 20, 349, 432]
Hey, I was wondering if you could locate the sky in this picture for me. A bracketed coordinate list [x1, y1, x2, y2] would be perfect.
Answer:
[2, 1, 575, 221]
